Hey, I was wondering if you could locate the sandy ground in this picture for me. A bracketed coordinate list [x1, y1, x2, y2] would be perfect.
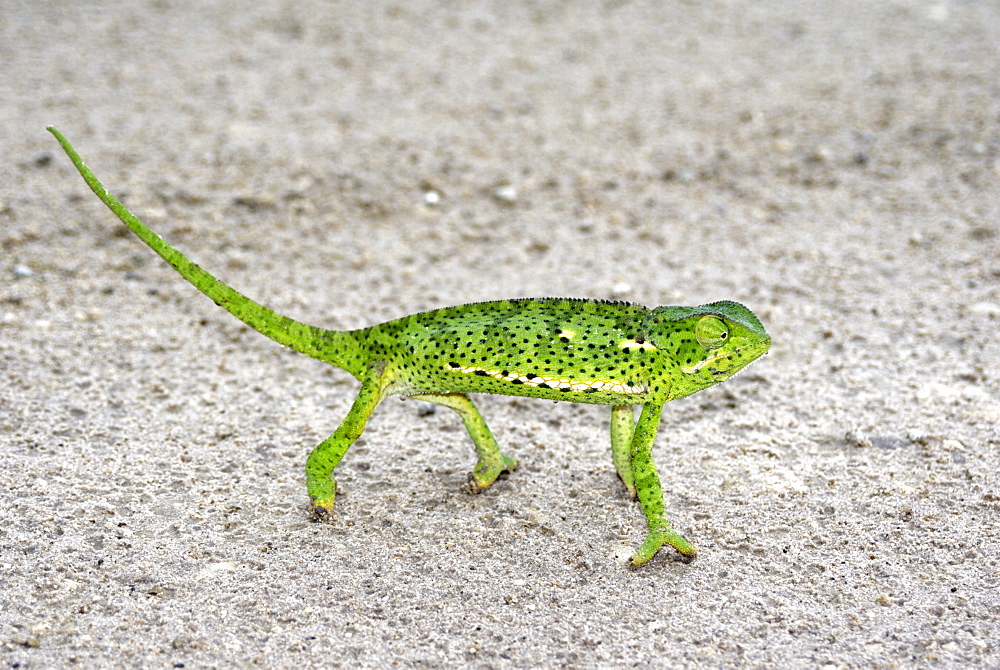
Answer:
[2, 1, 999, 667]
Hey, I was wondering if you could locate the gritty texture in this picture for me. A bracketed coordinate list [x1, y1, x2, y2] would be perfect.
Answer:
[2, 1, 999, 668]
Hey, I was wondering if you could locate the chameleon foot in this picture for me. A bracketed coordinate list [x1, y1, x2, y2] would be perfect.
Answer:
[310, 504, 336, 523]
[307, 478, 338, 522]
[616, 472, 638, 500]
[466, 454, 519, 493]
[630, 529, 698, 567]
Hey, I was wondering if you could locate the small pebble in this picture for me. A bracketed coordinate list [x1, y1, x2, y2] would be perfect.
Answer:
[493, 185, 518, 205]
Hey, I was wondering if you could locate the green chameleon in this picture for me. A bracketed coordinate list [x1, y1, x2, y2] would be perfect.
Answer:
[48, 126, 770, 566]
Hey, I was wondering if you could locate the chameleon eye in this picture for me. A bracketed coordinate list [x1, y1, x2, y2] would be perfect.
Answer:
[695, 316, 729, 350]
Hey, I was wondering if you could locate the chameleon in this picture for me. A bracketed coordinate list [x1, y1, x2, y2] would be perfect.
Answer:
[48, 126, 770, 566]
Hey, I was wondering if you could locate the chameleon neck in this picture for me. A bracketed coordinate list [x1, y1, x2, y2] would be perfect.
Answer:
[48, 127, 363, 377]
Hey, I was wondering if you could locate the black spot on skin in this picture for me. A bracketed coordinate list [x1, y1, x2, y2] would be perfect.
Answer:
[448, 362, 460, 368]
[474, 370, 489, 376]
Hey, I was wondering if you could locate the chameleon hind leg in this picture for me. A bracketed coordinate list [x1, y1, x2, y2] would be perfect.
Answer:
[411, 392, 518, 490]
[628, 401, 698, 566]
[611, 405, 637, 498]
[307, 360, 389, 520]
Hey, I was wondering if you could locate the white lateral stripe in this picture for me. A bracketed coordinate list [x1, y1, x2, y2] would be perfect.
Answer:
[449, 365, 647, 394]
[618, 339, 658, 351]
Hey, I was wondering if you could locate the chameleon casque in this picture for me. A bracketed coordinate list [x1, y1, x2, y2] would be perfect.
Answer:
[49, 126, 770, 566]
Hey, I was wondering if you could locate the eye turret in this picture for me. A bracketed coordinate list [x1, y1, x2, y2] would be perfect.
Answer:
[694, 316, 729, 350]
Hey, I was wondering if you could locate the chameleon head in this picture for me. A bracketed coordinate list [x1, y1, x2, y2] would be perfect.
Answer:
[641, 300, 771, 400]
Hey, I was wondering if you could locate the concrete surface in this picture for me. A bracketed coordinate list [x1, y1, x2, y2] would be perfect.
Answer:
[2, 1, 998, 667]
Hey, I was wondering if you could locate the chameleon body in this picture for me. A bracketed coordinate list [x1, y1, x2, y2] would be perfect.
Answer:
[49, 127, 771, 566]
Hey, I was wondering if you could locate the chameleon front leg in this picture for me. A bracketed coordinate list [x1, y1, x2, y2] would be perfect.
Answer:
[307, 360, 389, 520]
[411, 392, 518, 490]
[629, 401, 698, 566]
[610, 404, 637, 497]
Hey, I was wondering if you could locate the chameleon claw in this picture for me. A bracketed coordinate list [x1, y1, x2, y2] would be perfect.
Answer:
[465, 473, 488, 495]
[630, 529, 698, 567]
[616, 474, 638, 500]
[307, 481, 338, 523]
[466, 454, 519, 493]
[310, 504, 336, 523]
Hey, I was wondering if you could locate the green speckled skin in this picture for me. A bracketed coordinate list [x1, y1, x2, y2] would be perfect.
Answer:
[50, 127, 771, 566]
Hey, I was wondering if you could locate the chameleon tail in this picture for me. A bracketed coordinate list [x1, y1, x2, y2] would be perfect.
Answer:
[48, 126, 363, 376]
